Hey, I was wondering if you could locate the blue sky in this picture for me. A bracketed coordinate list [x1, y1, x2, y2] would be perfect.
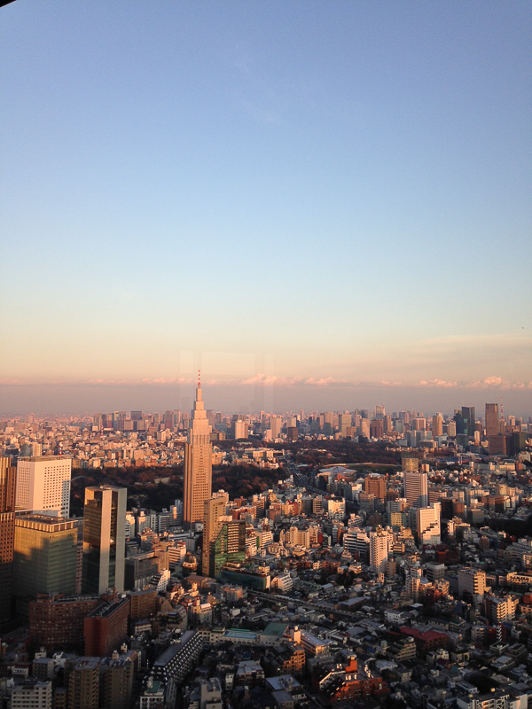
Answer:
[1, 1, 531, 415]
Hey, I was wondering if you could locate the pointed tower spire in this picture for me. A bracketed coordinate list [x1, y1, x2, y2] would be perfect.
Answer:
[183, 375, 212, 528]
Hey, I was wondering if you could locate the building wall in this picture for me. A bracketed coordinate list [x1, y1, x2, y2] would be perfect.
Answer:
[16, 456, 71, 518]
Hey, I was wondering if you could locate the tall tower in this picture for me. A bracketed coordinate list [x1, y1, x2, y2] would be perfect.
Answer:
[202, 492, 229, 577]
[16, 455, 71, 517]
[0, 457, 16, 624]
[83, 486, 126, 594]
[183, 375, 212, 528]
[485, 403, 500, 437]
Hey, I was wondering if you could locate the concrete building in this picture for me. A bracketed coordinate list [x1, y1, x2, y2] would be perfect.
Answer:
[10, 679, 52, 709]
[0, 456, 16, 624]
[183, 380, 212, 528]
[16, 456, 71, 517]
[29, 595, 100, 652]
[458, 567, 487, 601]
[415, 503, 441, 545]
[404, 469, 428, 509]
[66, 657, 101, 709]
[485, 402, 500, 437]
[369, 527, 393, 576]
[84, 596, 130, 658]
[364, 473, 386, 501]
[82, 486, 126, 594]
[202, 492, 229, 577]
[13, 514, 81, 606]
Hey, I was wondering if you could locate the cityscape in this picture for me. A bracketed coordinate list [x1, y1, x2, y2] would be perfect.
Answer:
[0, 382, 531, 708]
[2, 1, 531, 708]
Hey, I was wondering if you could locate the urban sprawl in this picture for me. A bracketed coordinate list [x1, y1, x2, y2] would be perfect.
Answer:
[0, 386, 531, 709]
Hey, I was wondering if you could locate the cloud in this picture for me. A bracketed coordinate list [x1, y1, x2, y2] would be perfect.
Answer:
[418, 378, 458, 388]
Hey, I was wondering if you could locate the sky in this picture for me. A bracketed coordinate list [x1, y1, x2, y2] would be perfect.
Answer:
[1, 1, 531, 417]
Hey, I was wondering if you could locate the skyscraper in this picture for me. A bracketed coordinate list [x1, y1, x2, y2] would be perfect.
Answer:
[183, 378, 212, 528]
[16, 455, 71, 517]
[485, 403, 500, 437]
[202, 492, 229, 577]
[403, 469, 428, 509]
[13, 514, 81, 612]
[461, 406, 475, 435]
[83, 486, 126, 594]
[0, 457, 16, 624]
[431, 413, 443, 437]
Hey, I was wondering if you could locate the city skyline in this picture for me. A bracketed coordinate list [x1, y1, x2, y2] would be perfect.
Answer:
[1, 3, 531, 415]
[0, 376, 531, 420]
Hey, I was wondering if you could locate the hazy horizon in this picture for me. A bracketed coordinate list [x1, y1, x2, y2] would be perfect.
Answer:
[1, 379, 530, 420]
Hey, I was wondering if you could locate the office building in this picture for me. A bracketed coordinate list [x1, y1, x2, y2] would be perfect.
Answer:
[83, 486, 126, 594]
[183, 379, 212, 528]
[13, 514, 81, 606]
[16, 455, 71, 517]
[364, 473, 386, 501]
[431, 413, 443, 437]
[209, 519, 247, 579]
[404, 469, 428, 509]
[461, 406, 475, 435]
[485, 403, 500, 437]
[202, 492, 229, 577]
[0, 456, 16, 624]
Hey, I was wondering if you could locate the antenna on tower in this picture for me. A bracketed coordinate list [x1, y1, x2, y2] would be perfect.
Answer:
[197, 369, 201, 388]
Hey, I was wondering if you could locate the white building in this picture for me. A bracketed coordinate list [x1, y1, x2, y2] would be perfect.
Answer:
[10, 679, 52, 709]
[416, 503, 441, 545]
[369, 527, 394, 575]
[16, 456, 71, 517]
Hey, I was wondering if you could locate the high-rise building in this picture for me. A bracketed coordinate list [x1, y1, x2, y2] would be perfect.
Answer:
[485, 403, 500, 437]
[403, 466, 428, 509]
[82, 486, 126, 594]
[431, 413, 443, 437]
[13, 514, 81, 607]
[183, 379, 212, 528]
[233, 418, 249, 440]
[210, 519, 247, 579]
[16, 456, 71, 517]
[461, 406, 475, 435]
[415, 503, 441, 545]
[67, 657, 101, 709]
[369, 527, 393, 575]
[202, 492, 229, 577]
[0, 456, 16, 624]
